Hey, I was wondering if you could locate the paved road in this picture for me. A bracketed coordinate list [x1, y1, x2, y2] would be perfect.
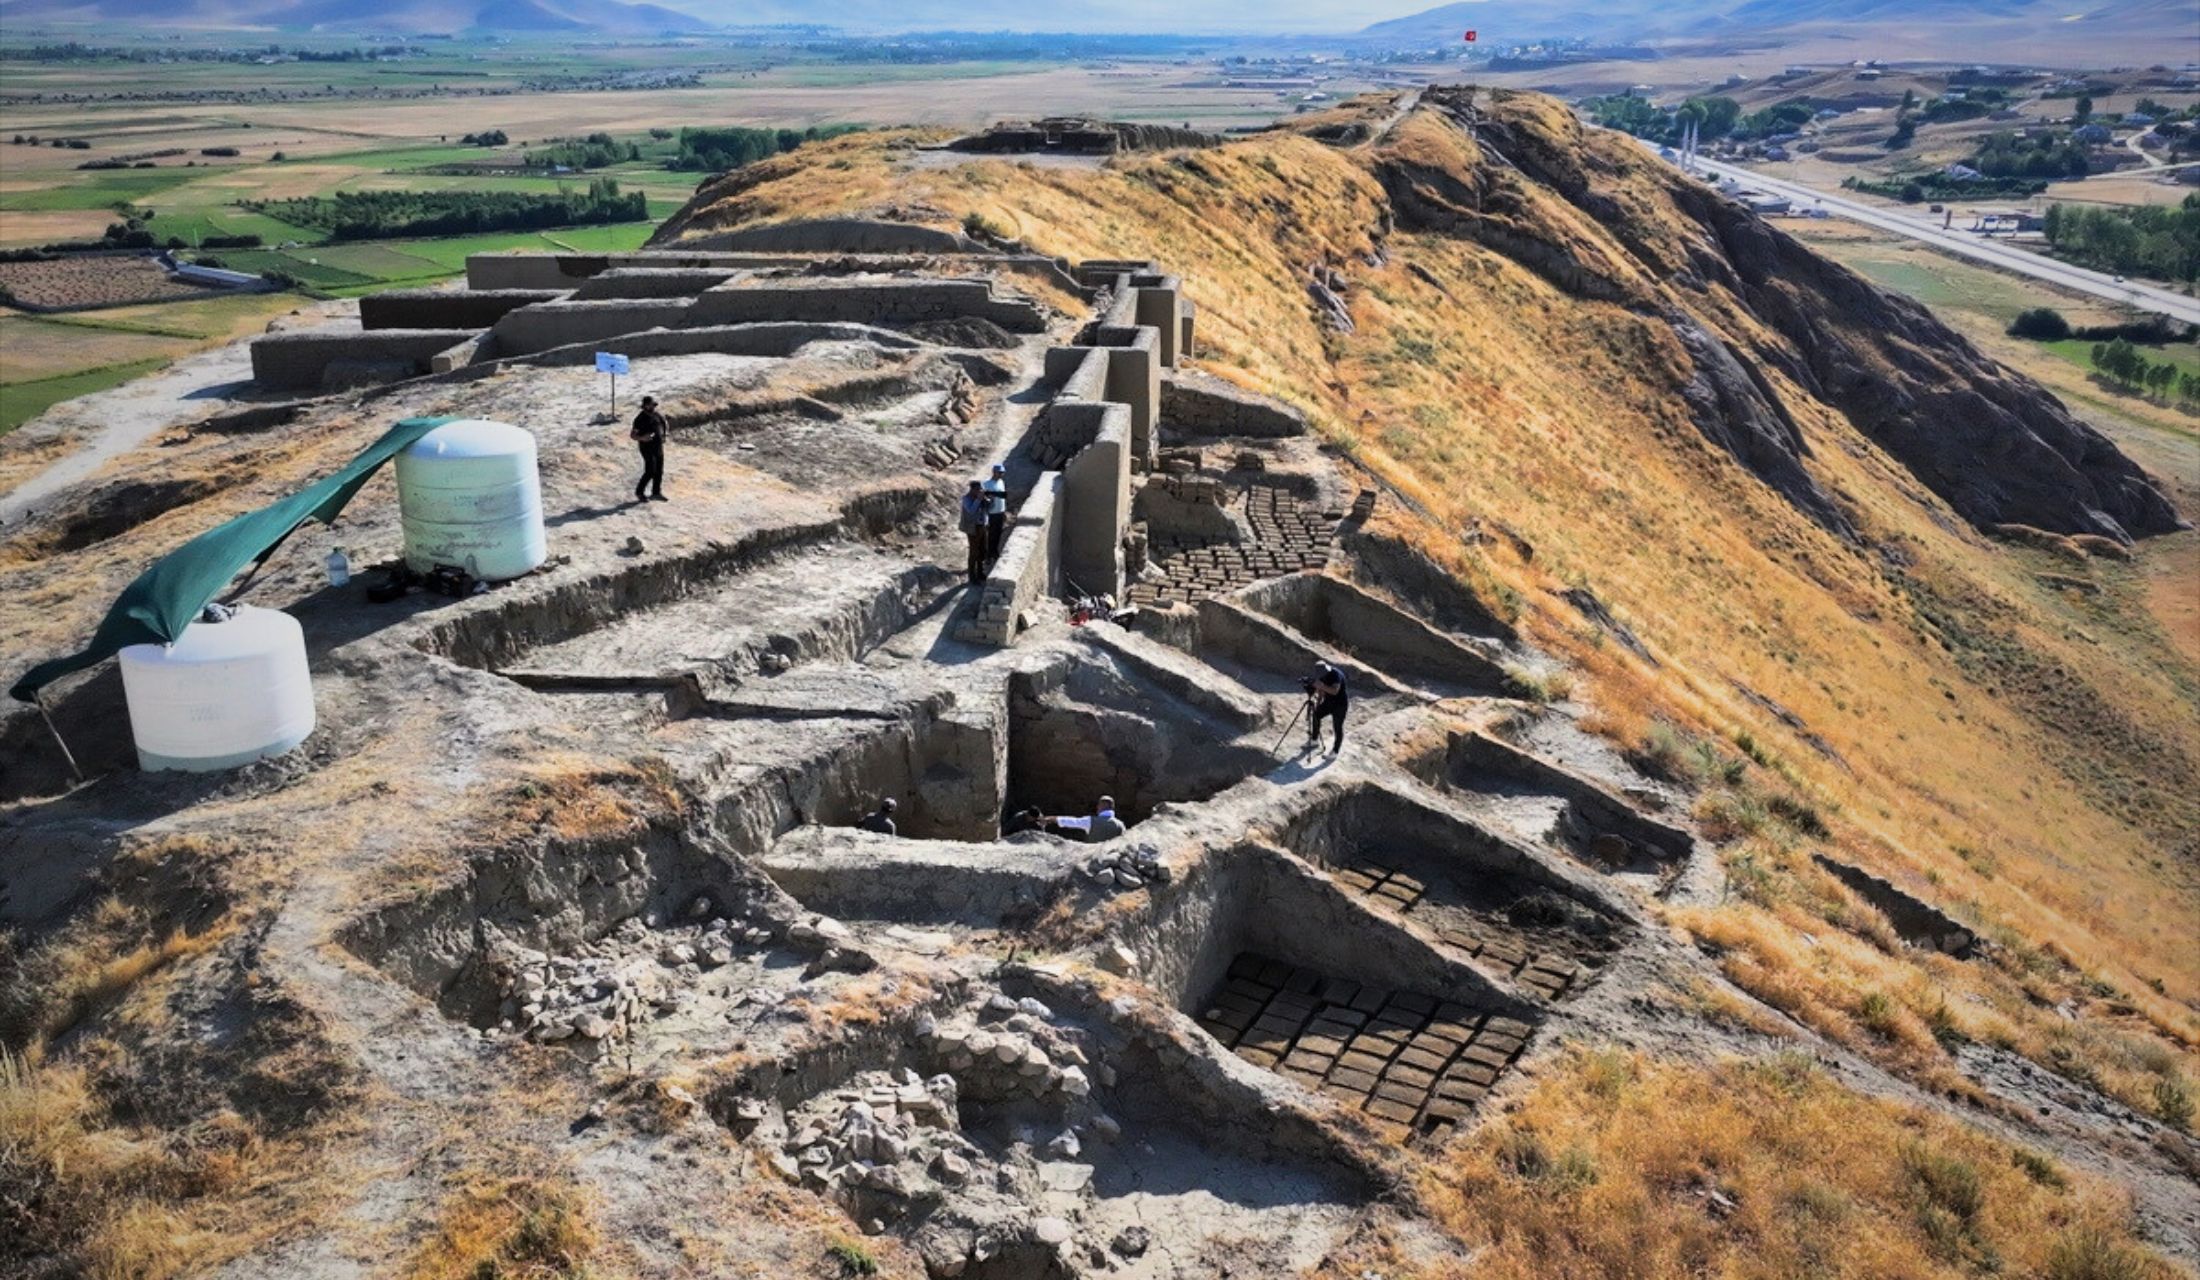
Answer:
[1674, 152, 2200, 327]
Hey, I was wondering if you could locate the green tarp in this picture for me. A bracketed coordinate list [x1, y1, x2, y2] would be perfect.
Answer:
[9, 416, 456, 703]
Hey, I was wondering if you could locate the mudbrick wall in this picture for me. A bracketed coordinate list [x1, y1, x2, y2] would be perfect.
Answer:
[1160, 370, 1309, 439]
[358, 289, 564, 332]
[249, 329, 478, 391]
[962, 472, 1065, 646]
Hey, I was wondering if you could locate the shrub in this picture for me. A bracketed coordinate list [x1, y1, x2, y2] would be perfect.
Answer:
[827, 1240, 879, 1276]
[2046, 1224, 2161, 1280]
[2152, 1074, 2193, 1130]
[2009, 307, 2071, 340]
[1857, 991, 1899, 1038]
[1902, 1142, 1985, 1223]
[1766, 792, 1827, 837]
[2010, 1147, 2066, 1188]
[1502, 663, 1575, 704]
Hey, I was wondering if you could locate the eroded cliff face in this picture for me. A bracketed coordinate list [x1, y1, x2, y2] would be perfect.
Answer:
[1373, 86, 2184, 543]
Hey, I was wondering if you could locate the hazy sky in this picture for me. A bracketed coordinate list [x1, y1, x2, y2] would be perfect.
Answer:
[678, 0, 1471, 34]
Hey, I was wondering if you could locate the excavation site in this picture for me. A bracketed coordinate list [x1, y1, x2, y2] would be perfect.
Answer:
[4, 88, 2195, 1280]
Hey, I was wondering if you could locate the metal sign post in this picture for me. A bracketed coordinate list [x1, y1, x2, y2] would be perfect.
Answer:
[595, 351, 630, 419]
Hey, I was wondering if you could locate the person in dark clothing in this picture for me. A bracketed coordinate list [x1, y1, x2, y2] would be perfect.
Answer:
[631, 395, 667, 502]
[959, 481, 989, 585]
[1306, 661, 1347, 755]
[982, 463, 1008, 563]
[1004, 806, 1045, 836]
[857, 797, 897, 836]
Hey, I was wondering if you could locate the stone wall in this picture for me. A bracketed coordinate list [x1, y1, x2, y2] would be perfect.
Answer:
[1160, 370, 1308, 438]
[358, 289, 563, 331]
[961, 473, 1064, 646]
[1236, 574, 1510, 693]
[491, 299, 695, 356]
[1059, 405, 1131, 600]
[466, 253, 611, 291]
[690, 279, 1046, 333]
[250, 329, 478, 391]
[517, 322, 924, 367]
[569, 268, 742, 300]
[685, 218, 979, 255]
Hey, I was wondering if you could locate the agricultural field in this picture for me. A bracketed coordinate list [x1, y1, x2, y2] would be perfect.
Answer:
[0, 289, 297, 432]
[0, 254, 243, 309]
[0, 32, 1322, 434]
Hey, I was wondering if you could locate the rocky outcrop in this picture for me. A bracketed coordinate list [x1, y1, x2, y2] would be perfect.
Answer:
[1693, 193, 2183, 543]
[1670, 314, 1856, 540]
[1380, 87, 2186, 545]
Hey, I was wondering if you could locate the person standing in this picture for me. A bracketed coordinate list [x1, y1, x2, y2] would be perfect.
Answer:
[631, 395, 667, 503]
[981, 462, 1009, 563]
[959, 481, 989, 585]
[1306, 661, 1348, 755]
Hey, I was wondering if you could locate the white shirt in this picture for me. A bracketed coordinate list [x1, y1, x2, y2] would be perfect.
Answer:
[982, 475, 1007, 515]
[1054, 809, 1114, 831]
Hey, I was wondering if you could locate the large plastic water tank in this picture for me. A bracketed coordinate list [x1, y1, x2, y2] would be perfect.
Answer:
[119, 605, 316, 772]
[396, 418, 546, 582]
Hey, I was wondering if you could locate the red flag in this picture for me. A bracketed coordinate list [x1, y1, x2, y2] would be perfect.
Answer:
[1464, 29, 1477, 41]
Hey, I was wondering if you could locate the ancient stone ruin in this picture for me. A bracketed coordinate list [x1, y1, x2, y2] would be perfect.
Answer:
[8, 225, 1773, 1277]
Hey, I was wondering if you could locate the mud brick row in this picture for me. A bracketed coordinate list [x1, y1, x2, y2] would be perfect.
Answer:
[1330, 864, 1426, 911]
[1334, 860, 1584, 1001]
[1195, 953, 1533, 1135]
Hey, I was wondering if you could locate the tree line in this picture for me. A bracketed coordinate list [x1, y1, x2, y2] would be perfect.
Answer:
[244, 180, 646, 241]
[667, 124, 861, 173]
[2042, 196, 2200, 285]
[2090, 337, 2200, 404]
[1583, 94, 1812, 146]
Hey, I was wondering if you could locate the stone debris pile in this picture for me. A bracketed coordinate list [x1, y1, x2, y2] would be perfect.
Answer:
[487, 902, 778, 1044]
[918, 997, 1103, 1104]
[1077, 847, 1171, 893]
[771, 1067, 974, 1205]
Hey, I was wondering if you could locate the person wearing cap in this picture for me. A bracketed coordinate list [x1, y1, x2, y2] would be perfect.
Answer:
[630, 394, 668, 503]
[857, 797, 898, 836]
[959, 480, 989, 586]
[1048, 796, 1125, 842]
[1306, 660, 1348, 755]
[981, 463, 1009, 563]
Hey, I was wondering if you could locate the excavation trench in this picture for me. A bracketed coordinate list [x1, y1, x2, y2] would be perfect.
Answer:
[1403, 726, 1695, 885]
[1115, 839, 1544, 1140]
[757, 645, 1287, 924]
[1233, 573, 1512, 696]
[414, 485, 935, 675]
[707, 972, 1369, 1280]
[1280, 783, 1630, 1001]
[336, 815, 796, 1030]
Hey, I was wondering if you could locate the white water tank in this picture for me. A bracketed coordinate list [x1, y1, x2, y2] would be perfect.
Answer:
[396, 418, 546, 582]
[119, 606, 315, 772]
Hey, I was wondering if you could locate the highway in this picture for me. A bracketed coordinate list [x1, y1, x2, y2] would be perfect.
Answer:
[1677, 152, 2200, 327]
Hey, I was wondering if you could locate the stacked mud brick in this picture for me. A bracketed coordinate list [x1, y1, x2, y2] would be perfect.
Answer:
[1127, 485, 1335, 608]
[1330, 862, 1584, 1001]
[1196, 954, 1531, 1137]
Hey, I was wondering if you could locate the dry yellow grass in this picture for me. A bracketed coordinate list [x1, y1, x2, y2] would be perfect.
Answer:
[402, 1168, 601, 1280]
[1371, 1048, 2181, 1280]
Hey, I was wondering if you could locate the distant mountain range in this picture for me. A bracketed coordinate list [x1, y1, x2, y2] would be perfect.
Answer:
[0, 0, 2181, 39]
[0, 0, 719, 32]
[1359, 0, 2174, 46]
[0, 0, 1392, 33]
